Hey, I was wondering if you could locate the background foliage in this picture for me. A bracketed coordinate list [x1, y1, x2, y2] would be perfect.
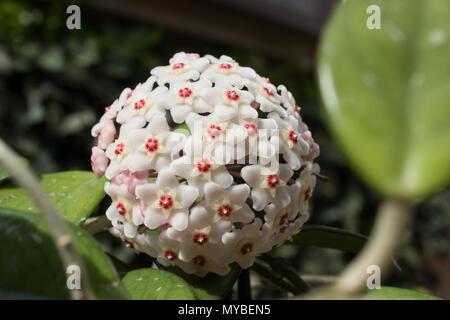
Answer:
[0, 0, 448, 299]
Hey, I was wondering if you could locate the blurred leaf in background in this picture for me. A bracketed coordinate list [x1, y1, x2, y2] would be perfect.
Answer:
[318, 0, 450, 198]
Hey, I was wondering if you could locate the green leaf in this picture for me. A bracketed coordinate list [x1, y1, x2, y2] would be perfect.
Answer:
[292, 225, 367, 253]
[365, 286, 441, 300]
[0, 209, 130, 299]
[164, 263, 241, 299]
[122, 264, 241, 300]
[0, 171, 106, 225]
[173, 122, 191, 136]
[318, 0, 450, 198]
[122, 269, 197, 300]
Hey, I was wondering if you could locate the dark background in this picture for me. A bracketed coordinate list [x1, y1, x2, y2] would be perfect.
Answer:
[0, 0, 448, 299]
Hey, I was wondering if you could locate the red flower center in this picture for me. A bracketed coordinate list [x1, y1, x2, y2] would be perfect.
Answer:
[172, 62, 185, 70]
[207, 124, 222, 139]
[116, 202, 127, 216]
[145, 137, 159, 153]
[217, 204, 232, 217]
[193, 255, 206, 266]
[267, 174, 279, 188]
[114, 142, 125, 156]
[225, 90, 240, 101]
[218, 63, 232, 70]
[193, 233, 208, 246]
[196, 158, 211, 173]
[158, 194, 174, 210]
[289, 130, 299, 144]
[178, 87, 193, 99]
[134, 99, 146, 111]
[244, 123, 258, 137]
[164, 250, 177, 261]
[104, 105, 111, 114]
[294, 104, 301, 116]
[240, 242, 253, 255]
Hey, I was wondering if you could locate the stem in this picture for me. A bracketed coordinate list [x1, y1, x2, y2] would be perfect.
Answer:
[300, 274, 337, 287]
[238, 268, 252, 300]
[0, 139, 89, 300]
[252, 261, 300, 294]
[83, 215, 112, 235]
[259, 254, 310, 294]
[298, 199, 411, 299]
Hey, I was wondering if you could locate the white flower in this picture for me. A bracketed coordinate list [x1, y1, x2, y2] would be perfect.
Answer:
[151, 53, 210, 87]
[110, 227, 151, 254]
[175, 252, 231, 277]
[105, 182, 143, 238]
[97, 87, 131, 123]
[270, 218, 305, 248]
[135, 167, 199, 231]
[104, 114, 185, 179]
[203, 182, 254, 224]
[185, 113, 247, 165]
[294, 163, 319, 215]
[154, 79, 214, 123]
[221, 219, 271, 269]
[166, 204, 232, 262]
[238, 118, 277, 165]
[244, 75, 287, 118]
[124, 114, 186, 172]
[269, 112, 309, 170]
[92, 52, 320, 276]
[200, 86, 257, 120]
[116, 79, 167, 129]
[201, 55, 256, 87]
[241, 164, 293, 211]
[171, 155, 233, 196]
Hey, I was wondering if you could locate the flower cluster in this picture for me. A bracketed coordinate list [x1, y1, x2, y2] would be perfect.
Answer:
[91, 52, 320, 276]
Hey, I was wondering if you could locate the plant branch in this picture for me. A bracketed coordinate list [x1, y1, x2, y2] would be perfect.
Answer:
[252, 261, 301, 294]
[259, 254, 311, 294]
[83, 215, 112, 235]
[297, 199, 411, 299]
[299, 274, 337, 287]
[0, 138, 89, 300]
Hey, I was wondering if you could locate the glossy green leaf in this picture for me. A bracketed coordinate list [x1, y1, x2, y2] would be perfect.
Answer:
[122, 269, 197, 300]
[318, 0, 450, 198]
[165, 263, 241, 300]
[0, 209, 130, 300]
[0, 171, 106, 225]
[173, 122, 191, 136]
[123, 264, 241, 300]
[365, 286, 441, 300]
[292, 225, 367, 253]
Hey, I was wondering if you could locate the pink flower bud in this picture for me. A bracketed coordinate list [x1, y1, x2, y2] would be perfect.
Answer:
[91, 146, 109, 178]
[97, 120, 116, 150]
